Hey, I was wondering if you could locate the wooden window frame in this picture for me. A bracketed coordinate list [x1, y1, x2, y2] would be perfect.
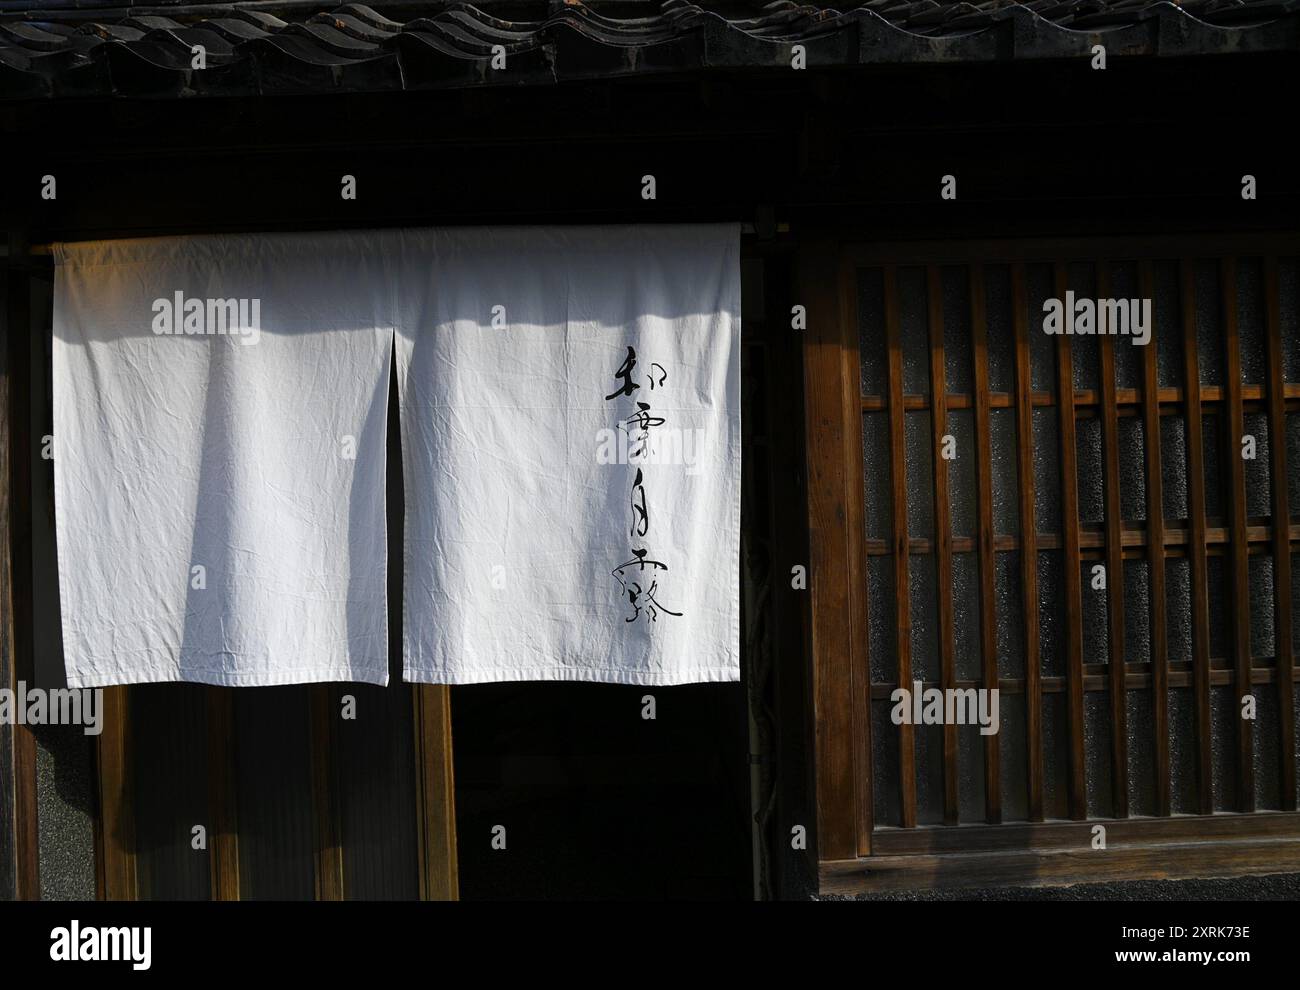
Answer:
[803, 232, 1300, 895]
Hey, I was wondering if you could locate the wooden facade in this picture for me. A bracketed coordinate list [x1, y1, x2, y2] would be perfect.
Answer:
[2, 37, 1298, 898]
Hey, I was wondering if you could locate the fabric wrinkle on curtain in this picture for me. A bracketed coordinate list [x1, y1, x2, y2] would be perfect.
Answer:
[51, 224, 741, 688]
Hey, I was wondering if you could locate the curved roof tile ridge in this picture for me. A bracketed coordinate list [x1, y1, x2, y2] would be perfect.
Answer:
[0, 0, 1295, 99]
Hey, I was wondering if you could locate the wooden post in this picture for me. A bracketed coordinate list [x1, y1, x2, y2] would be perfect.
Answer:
[1139, 261, 1171, 817]
[1097, 264, 1130, 818]
[971, 266, 1002, 824]
[95, 687, 137, 899]
[800, 239, 867, 859]
[1264, 258, 1296, 811]
[1180, 260, 1215, 815]
[0, 254, 16, 901]
[927, 266, 959, 826]
[1054, 263, 1087, 821]
[3, 252, 39, 899]
[414, 684, 458, 900]
[1012, 263, 1044, 821]
[310, 684, 345, 900]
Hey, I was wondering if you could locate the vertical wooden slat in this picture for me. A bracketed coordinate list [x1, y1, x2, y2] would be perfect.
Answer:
[206, 686, 239, 900]
[799, 240, 858, 860]
[5, 259, 38, 899]
[414, 684, 459, 900]
[1221, 258, 1255, 812]
[95, 686, 137, 900]
[883, 265, 917, 829]
[840, 256, 874, 853]
[1096, 265, 1130, 818]
[1011, 264, 1043, 821]
[970, 266, 1001, 824]
[1264, 257, 1296, 811]
[926, 265, 958, 826]
[1140, 261, 1171, 817]
[1180, 259, 1215, 815]
[766, 255, 828, 895]
[1054, 263, 1087, 820]
[0, 261, 15, 902]
[310, 684, 344, 899]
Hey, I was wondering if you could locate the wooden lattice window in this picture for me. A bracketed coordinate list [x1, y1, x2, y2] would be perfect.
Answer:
[803, 237, 1300, 891]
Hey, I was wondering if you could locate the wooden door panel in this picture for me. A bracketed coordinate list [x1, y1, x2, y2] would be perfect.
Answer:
[806, 236, 1300, 893]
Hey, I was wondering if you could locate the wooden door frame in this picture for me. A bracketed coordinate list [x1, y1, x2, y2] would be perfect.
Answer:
[0, 253, 457, 902]
[2, 246, 41, 901]
[94, 685, 458, 902]
[799, 235, 872, 864]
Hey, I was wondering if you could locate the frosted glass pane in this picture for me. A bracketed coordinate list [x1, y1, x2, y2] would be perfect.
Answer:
[953, 553, 981, 682]
[1161, 415, 1189, 522]
[1043, 690, 1070, 820]
[1127, 689, 1157, 817]
[1202, 413, 1223, 519]
[862, 412, 892, 542]
[1085, 692, 1114, 819]
[984, 265, 1014, 393]
[1207, 555, 1228, 660]
[1195, 259, 1224, 386]
[1166, 557, 1193, 665]
[915, 721, 944, 825]
[1287, 414, 1300, 513]
[1033, 408, 1061, 534]
[1280, 258, 1299, 383]
[910, 554, 939, 682]
[1076, 417, 1103, 524]
[1081, 559, 1109, 664]
[1027, 263, 1056, 392]
[948, 409, 976, 540]
[1169, 687, 1201, 815]
[958, 722, 986, 823]
[1119, 414, 1146, 521]
[858, 267, 886, 396]
[1000, 693, 1028, 822]
[872, 699, 901, 827]
[1124, 559, 1151, 664]
[899, 266, 930, 396]
[1294, 673, 1300, 804]
[906, 410, 934, 540]
[991, 408, 1019, 536]
[942, 265, 972, 394]
[1243, 412, 1271, 518]
[1109, 260, 1143, 390]
[1211, 686, 1238, 812]
[1038, 550, 1065, 678]
[868, 555, 895, 684]
[1293, 552, 1300, 658]
[1154, 260, 1184, 389]
[1236, 257, 1267, 385]
[1249, 554, 1274, 662]
[1068, 262, 1099, 391]
[1254, 683, 1281, 812]
[996, 551, 1024, 678]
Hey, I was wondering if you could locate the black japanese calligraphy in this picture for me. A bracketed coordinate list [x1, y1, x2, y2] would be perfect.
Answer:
[604, 346, 681, 623]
